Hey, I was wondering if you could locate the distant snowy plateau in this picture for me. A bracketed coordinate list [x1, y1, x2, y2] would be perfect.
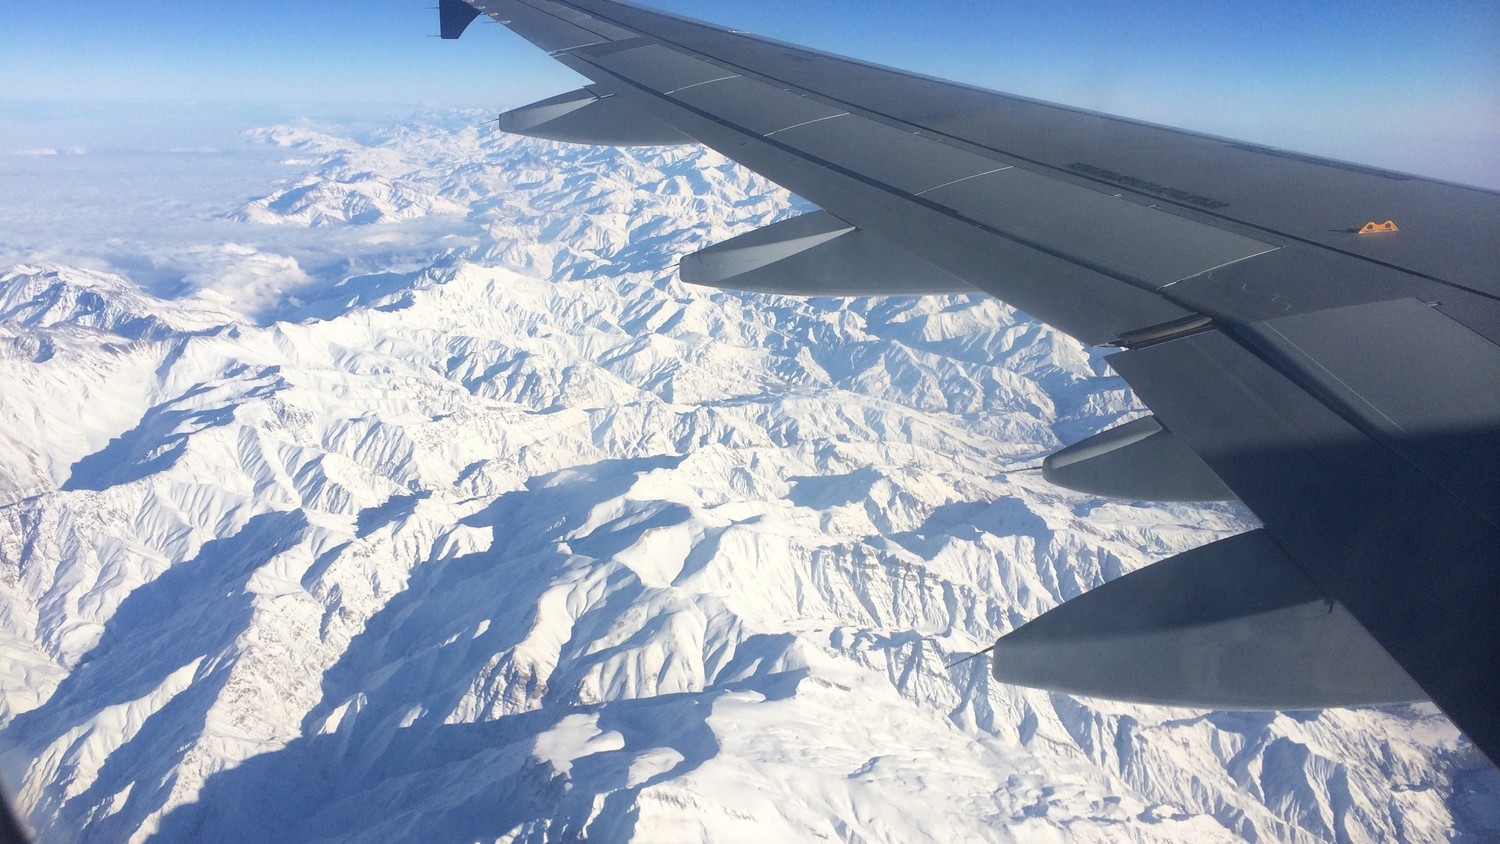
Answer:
[0, 113, 1495, 844]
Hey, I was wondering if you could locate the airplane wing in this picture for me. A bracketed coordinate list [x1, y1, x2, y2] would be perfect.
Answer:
[438, 0, 1500, 763]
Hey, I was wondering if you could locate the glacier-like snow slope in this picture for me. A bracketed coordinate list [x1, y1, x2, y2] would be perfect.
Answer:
[0, 113, 1496, 843]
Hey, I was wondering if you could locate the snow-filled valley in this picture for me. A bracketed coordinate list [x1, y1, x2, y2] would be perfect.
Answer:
[0, 113, 1495, 843]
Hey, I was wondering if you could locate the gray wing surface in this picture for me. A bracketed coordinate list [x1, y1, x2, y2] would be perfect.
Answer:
[439, 0, 1500, 763]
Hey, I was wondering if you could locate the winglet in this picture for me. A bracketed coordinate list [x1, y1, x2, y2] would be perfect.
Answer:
[439, 0, 482, 40]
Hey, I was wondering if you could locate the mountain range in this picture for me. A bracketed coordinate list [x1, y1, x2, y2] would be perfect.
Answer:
[0, 113, 1495, 842]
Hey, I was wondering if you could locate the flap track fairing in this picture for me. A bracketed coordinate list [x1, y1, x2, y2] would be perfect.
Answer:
[496, 88, 692, 146]
[680, 211, 976, 296]
[990, 529, 1428, 709]
[1043, 415, 1234, 502]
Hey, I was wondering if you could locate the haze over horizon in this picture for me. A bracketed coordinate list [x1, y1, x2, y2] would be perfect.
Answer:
[3, 0, 1498, 188]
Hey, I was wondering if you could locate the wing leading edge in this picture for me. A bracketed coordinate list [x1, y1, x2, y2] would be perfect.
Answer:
[440, 0, 1500, 763]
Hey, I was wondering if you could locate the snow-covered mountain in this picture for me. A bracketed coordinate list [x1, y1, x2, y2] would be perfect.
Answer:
[0, 114, 1495, 843]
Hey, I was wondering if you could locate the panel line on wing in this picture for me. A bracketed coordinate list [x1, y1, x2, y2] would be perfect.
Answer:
[484, 0, 612, 52]
[1160, 245, 1282, 287]
[763, 113, 850, 137]
[549, 43, 610, 55]
[915, 166, 1014, 196]
[664, 75, 742, 95]
[1259, 322, 1409, 434]
[516, 0, 636, 40]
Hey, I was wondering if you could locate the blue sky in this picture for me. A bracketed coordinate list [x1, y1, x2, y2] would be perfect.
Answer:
[3, 0, 1497, 187]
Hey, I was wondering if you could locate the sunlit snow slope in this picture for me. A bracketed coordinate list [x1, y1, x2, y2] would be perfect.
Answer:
[0, 114, 1496, 843]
